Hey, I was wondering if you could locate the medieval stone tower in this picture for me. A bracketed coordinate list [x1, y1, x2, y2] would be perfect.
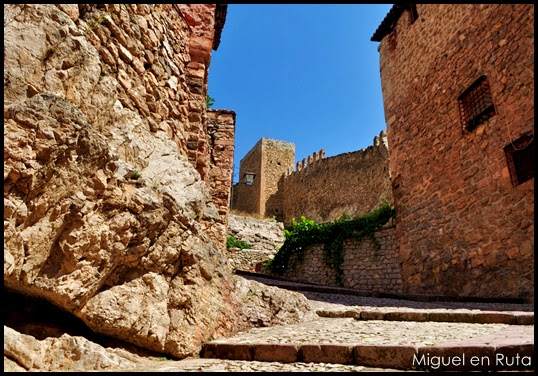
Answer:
[231, 138, 295, 220]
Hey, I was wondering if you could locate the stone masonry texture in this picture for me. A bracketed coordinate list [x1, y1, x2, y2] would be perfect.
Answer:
[206, 109, 236, 249]
[231, 138, 295, 220]
[282, 131, 392, 227]
[233, 131, 392, 227]
[376, 4, 534, 301]
[273, 227, 403, 294]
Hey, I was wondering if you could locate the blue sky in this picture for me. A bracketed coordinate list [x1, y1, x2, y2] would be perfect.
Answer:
[208, 4, 393, 182]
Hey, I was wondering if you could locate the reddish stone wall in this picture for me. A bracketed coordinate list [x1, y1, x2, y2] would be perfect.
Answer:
[377, 4, 534, 301]
[281, 131, 393, 227]
[206, 109, 236, 247]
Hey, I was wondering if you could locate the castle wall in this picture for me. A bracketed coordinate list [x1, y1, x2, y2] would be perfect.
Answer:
[259, 228, 402, 294]
[282, 131, 393, 227]
[377, 4, 534, 301]
[261, 139, 295, 220]
[232, 139, 263, 214]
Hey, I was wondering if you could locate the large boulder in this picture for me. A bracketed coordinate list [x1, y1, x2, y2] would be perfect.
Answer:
[4, 3, 312, 361]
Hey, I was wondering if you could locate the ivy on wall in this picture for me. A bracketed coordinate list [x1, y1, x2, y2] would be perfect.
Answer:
[264, 203, 395, 285]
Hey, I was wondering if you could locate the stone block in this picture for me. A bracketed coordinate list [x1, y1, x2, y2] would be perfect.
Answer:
[299, 343, 354, 365]
[201, 343, 253, 361]
[384, 311, 429, 322]
[513, 312, 534, 325]
[428, 311, 474, 323]
[473, 312, 516, 324]
[359, 310, 386, 321]
[253, 343, 298, 363]
[354, 344, 418, 369]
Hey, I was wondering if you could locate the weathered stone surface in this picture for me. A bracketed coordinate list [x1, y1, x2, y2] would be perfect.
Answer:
[4, 3, 312, 362]
[4, 326, 145, 371]
[228, 214, 285, 250]
[377, 4, 534, 301]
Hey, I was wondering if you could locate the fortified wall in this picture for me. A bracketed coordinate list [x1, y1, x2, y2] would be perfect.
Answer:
[231, 138, 295, 219]
[373, 4, 534, 301]
[232, 131, 393, 227]
[281, 131, 392, 226]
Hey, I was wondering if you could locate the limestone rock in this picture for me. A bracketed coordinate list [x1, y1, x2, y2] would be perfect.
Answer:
[228, 214, 285, 250]
[4, 326, 145, 372]
[4, 4, 313, 361]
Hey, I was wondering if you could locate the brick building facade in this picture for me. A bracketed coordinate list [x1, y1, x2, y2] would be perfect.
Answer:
[372, 4, 534, 301]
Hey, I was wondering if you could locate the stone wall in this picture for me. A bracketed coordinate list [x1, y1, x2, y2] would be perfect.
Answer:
[231, 137, 295, 219]
[266, 228, 402, 294]
[227, 248, 276, 272]
[281, 131, 393, 227]
[206, 109, 236, 248]
[375, 4, 534, 301]
[228, 214, 285, 251]
[262, 139, 296, 220]
[231, 139, 264, 214]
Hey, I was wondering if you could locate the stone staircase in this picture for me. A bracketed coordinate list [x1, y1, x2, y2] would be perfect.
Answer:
[199, 274, 534, 372]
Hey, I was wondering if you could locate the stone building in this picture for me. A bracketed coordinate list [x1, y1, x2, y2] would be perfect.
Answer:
[231, 137, 295, 220]
[372, 4, 534, 301]
[231, 131, 393, 226]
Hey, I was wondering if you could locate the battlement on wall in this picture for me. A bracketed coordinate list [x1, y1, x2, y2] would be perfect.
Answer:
[284, 130, 389, 178]
[281, 130, 392, 226]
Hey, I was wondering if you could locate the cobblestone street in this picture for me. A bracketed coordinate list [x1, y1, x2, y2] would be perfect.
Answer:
[109, 275, 534, 372]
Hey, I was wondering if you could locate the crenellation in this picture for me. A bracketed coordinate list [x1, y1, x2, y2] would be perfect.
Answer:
[233, 131, 392, 226]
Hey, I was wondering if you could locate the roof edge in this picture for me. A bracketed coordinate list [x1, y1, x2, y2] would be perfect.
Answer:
[213, 4, 228, 50]
[371, 3, 406, 42]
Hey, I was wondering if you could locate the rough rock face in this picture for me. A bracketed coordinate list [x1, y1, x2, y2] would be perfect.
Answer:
[4, 326, 147, 372]
[4, 3, 312, 361]
[228, 214, 285, 250]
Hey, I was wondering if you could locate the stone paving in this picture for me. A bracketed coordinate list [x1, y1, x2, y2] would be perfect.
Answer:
[108, 275, 534, 372]
[111, 358, 403, 372]
[207, 318, 513, 347]
[199, 275, 534, 371]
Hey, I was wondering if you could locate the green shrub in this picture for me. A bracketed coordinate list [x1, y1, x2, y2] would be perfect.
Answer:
[206, 94, 215, 108]
[226, 236, 253, 250]
[266, 203, 395, 285]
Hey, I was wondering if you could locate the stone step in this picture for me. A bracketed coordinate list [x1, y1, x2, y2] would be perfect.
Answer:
[315, 308, 534, 325]
[202, 337, 534, 371]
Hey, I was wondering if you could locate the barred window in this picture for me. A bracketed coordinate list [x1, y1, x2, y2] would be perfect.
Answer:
[504, 133, 534, 186]
[458, 76, 496, 131]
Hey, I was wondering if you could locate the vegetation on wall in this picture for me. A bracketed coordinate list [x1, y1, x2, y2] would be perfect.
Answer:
[264, 203, 395, 285]
[206, 94, 215, 108]
[226, 236, 253, 250]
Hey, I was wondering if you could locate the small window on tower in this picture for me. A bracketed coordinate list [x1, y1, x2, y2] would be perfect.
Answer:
[504, 133, 534, 186]
[458, 76, 496, 132]
[244, 172, 255, 186]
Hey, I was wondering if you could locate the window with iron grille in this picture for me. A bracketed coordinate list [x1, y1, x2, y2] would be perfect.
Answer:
[458, 76, 496, 131]
[504, 133, 534, 186]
